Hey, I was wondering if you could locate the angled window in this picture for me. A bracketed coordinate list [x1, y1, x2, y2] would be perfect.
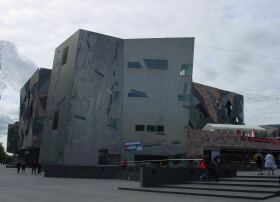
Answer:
[178, 94, 192, 102]
[113, 91, 121, 104]
[135, 125, 145, 132]
[52, 110, 59, 130]
[157, 125, 164, 132]
[108, 118, 120, 130]
[128, 89, 148, 98]
[147, 125, 156, 132]
[61, 46, 69, 66]
[128, 62, 142, 68]
[180, 64, 193, 76]
[94, 70, 105, 77]
[144, 59, 168, 70]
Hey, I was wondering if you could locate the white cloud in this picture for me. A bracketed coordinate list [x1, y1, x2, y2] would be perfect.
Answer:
[0, 40, 37, 148]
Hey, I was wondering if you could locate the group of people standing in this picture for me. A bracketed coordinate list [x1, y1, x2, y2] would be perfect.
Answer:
[254, 152, 277, 175]
[16, 161, 42, 175]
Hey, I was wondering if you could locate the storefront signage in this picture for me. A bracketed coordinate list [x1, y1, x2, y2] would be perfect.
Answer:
[241, 136, 280, 144]
[124, 141, 143, 151]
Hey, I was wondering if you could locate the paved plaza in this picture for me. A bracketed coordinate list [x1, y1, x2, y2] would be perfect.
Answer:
[0, 166, 280, 202]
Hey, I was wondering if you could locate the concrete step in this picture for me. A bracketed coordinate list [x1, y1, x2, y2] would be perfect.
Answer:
[221, 178, 279, 183]
[160, 184, 279, 193]
[186, 181, 280, 188]
[237, 175, 279, 179]
[118, 186, 274, 200]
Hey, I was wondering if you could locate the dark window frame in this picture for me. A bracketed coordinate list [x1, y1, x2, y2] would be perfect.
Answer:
[52, 110, 59, 130]
[157, 125, 164, 132]
[147, 125, 156, 132]
[135, 125, 145, 132]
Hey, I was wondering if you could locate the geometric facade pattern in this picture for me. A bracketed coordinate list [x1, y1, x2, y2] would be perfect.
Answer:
[19, 68, 51, 161]
[39, 30, 195, 166]
[7, 121, 19, 154]
[189, 82, 244, 129]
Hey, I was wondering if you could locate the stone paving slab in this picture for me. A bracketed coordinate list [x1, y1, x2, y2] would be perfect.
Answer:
[1, 166, 280, 202]
[0, 166, 249, 202]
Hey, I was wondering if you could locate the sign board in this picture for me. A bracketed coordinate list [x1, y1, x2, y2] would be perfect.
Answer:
[241, 136, 280, 144]
[124, 141, 143, 151]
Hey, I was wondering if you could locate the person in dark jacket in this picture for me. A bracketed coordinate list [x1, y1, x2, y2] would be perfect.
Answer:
[254, 152, 263, 175]
[37, 162, 41, 175]
[31, 161, 37, 175]
[16, 161, 21, 174]
[208, 155, 220, 181]
[21, 161, 26, 173]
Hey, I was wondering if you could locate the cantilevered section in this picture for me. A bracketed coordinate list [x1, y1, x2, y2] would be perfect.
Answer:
[202, 123, 266, 131]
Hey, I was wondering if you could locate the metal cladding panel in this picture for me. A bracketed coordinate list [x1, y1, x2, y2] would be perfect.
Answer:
[19, 68, 51, 150]
[63, 31, 123, 165]
[40, 31, 80, 165]
[189, 82, 244, 129]
[122, 38, 195, 159]
[7, 122, 19, 153]
[40, 31, 197, 165]
[40, 30, 124, 166]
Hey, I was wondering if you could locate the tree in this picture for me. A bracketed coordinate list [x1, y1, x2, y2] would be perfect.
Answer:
[0, 143, 11, 164]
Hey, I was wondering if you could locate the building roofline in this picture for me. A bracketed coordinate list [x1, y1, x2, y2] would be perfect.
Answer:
[202, 123, 266, 131]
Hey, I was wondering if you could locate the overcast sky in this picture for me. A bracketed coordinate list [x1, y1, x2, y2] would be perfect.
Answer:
[1, 0, 280, 147]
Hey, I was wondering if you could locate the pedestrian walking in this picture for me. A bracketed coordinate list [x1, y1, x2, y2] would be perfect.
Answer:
[199, 155, 210, 181]
[31, 161, 37, 175]
[16, 161, 21, 174]
[208, 155, 220, 181]
[264, 153, 277, 175]
[254, 152, 263, 175]
[21, 161, 26, 173]
[37, 162, 41, 175]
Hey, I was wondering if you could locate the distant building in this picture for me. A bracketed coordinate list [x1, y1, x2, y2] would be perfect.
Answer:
[187, 124, 280, 165]
[7, 121, 19, 154]
[18, 68, 51, 163]
[260, 124, 280, 138]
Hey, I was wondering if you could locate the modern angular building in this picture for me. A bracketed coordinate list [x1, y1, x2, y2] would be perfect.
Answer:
[40, 30, 194, 165]
[19, 68, 51, 163]
[6, 121, 19, 154]
[40, 30, 246, 167]
[189, 82, 244, 129]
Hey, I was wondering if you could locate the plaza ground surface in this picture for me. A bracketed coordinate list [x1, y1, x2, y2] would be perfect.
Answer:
[0, 166, 280, 202]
